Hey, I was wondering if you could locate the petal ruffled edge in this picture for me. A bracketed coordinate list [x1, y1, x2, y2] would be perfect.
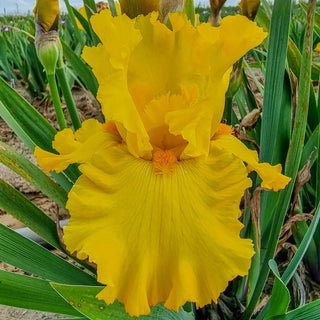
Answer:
[212, 132, 291, 192]
[34, 119, 120, 173]
[64, 141, 254, 316]
[82, 10, 153, 159]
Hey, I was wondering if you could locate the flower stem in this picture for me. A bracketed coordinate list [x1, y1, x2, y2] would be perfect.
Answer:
[47, 73, 67, 130]
[56, 67, 82, 131]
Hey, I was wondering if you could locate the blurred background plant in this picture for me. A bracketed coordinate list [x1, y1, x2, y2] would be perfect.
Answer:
[0, 0, 320, 320]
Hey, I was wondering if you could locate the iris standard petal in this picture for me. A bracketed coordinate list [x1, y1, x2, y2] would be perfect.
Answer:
[82, 11, 267, 159]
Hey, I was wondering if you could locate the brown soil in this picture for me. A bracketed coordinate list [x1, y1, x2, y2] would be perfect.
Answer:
[0, 84, 100, 319]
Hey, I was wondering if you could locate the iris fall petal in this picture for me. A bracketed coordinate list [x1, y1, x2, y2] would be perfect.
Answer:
[64, 142, 254, 316]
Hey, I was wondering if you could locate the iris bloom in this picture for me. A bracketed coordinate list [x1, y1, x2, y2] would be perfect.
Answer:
[35, 10, 290, 317]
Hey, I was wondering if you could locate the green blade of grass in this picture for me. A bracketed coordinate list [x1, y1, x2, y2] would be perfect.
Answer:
[107, 0, 118, 17]
[300, 123, 319, 170]
[62, 40, 98, 97]
[0, 223, 97, 285]
[258, 0, 292, 233]
[0, 78, 57, 151]
[184, 0, 196, 26]
[282, 201, 320, 284]
[0, 141, 67, 209]
[51, 283, 195, 320]
[267, 300, 320, 320]
[63, 0, 85, 47]
[265, 260, 290, 318]
[0, 178, 62, 249]
[83, 0, 100, 45]
[0, 270, 82, 317]
[0, 177, 96, 274]
[258, 0, 291, 161]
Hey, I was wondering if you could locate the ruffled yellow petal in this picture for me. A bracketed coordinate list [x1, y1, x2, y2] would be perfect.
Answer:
[64, 142, 254, 316]
[82, 12, 267, 159]
[212, 133, 291, 191]
[82, 10, 152, 158]
[34, 119, 120, 173]
[315, 42, 320, 53]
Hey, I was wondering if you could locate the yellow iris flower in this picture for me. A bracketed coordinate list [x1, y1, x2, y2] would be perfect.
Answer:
[34, 11, 291, 316]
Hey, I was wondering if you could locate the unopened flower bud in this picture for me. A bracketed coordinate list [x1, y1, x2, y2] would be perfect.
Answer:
[239, 0, 260, 21]
[119, 0, 159, 19]
[34, 0, 62, 75]
[35, 31, 60, 75]
[33, 0, 60, 32]
[209, 0, 226, 26]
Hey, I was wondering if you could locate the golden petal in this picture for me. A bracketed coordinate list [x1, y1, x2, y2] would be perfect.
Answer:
[34, 119, 119, 173]
[64, 142, 254, 316]
[212, 133, 291, 191]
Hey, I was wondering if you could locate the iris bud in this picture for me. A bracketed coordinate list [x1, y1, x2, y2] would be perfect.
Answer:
[239, 0, 260, 21]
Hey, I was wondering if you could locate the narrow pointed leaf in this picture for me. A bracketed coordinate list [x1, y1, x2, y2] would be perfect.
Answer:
[266, 260, 290, 318]
[51, 284, 195, 320]
[259, 0, 291, 165]
[0, 223, 97, 285]
[0, 141, 67, 208]
[184, 0, 196, 26]
[0, 178, 61, 249]
[268, 300, 320, 320]
[107, 0, 118, 17]
[63, 0, 85, 46]
[0, 78, 56, 151]
[62, 41, 98, 96]
[0, 270, 82, 317]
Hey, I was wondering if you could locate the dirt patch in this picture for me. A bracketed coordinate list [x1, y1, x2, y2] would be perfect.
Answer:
[0, 306, 66, 320]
